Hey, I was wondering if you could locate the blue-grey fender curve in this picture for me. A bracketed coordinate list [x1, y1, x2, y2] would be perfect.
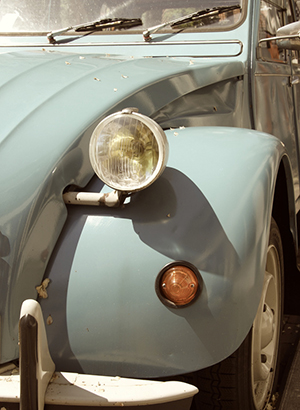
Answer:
[41, 126, 288, 379]
[0, 51, 244, 364]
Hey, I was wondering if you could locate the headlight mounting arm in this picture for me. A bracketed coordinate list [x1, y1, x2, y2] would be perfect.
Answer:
[63, 190, 128, 208]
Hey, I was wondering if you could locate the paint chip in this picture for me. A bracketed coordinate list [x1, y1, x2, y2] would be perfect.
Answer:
[36, 278, 51, 299]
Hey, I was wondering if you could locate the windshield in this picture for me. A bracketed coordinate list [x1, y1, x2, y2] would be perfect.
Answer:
[0, 0, 244, 34]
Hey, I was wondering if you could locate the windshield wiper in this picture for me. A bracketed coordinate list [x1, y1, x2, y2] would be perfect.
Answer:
[143, 5, 241, 42]
[47, 17, 142, 43]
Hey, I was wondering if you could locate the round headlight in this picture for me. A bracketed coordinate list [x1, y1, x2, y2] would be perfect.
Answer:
[89, 108, 169, 192]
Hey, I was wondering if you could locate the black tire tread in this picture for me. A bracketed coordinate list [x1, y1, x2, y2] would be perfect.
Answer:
[187, 342, 249, 410]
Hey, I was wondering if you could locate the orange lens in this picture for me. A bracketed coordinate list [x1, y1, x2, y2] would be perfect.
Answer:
[160, 265, 199, 306]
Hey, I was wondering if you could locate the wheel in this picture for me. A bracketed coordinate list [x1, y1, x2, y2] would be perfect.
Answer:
[251, 218, 283, 409]
[190, 218, 283, 410]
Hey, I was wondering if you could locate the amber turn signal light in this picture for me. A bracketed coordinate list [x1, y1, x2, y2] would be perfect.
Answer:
[156, 262, 202, 308]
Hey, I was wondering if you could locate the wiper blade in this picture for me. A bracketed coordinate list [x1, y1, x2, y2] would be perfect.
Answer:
[143, 5, 241, 42]
[47, 17, 142, 43]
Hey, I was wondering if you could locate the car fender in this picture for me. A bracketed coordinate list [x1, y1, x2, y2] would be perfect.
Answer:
[0, 53, 245, 363]
[40, 126, 290, 378]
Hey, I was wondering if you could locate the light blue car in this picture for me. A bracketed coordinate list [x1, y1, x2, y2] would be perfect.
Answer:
[1, 0, 300, 409]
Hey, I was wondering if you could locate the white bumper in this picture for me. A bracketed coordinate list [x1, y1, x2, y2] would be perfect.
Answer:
[0, 300, 198, 409]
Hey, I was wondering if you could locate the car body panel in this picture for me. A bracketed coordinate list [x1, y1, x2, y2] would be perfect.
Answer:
[0, 52, 246, 362]
[40, 127, 285, 378]
[255, 60, 300, 208]
[0, 1, 300, 408]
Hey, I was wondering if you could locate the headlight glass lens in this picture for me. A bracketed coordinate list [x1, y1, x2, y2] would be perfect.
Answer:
[89, 110, 168, 192]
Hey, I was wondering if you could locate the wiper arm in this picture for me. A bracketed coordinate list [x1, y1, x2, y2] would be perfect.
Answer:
[47, 17, 142, 44]
[143, 5, 241, 42]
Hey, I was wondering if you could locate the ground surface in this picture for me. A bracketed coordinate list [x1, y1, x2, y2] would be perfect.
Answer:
[276, 315, 300, 409]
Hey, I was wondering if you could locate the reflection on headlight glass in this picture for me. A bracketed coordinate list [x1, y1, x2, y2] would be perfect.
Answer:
[96, 116, 159, 189]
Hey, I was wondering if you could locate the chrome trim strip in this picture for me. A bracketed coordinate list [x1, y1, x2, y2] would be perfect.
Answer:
[0, 39, 243, 56]
[255, 73, 290, 77]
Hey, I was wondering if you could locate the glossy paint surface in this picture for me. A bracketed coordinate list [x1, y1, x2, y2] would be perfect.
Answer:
[0, 0, 298, 380]
[0, 49, 247, 361]
[41, 127, 284, 377]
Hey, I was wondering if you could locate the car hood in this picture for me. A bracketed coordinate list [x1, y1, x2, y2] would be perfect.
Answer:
[0, 48, 244, 362]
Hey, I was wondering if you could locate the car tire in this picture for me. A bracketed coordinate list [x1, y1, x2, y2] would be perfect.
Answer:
[190, 217, 283, 410]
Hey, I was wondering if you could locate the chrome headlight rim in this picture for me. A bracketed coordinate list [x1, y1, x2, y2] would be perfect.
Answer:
[89, 108, 169, 193]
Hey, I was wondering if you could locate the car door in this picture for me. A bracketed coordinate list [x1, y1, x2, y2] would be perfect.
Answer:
[255, 0, 300, 204]
[290, 1, 300, 210]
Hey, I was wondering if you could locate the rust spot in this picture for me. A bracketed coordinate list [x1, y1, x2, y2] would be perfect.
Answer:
[50, 373, 59, 383]
[47, 315, 53, 325]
